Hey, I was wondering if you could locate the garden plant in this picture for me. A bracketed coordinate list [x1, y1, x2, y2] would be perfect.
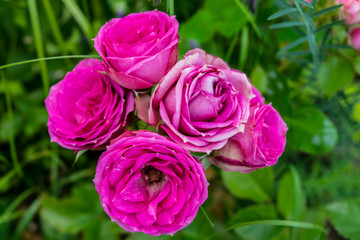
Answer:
[1, 0, 360, 239]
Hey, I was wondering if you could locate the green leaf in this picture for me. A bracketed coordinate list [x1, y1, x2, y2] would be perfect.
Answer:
[239, 26, 249, 70]
[250, 64, 268, 93]
[40, 183, 101, 234]
[232, 0, 262, 38]
[62, 0, 92, 39]
[221, 167, 273, 203]
[269, 21, 304, 29]
[268, 8, 298, 20]
[180, 9, 216, 43]
[277, 167, 306, 220]
[317, 56, 354, 97]
[205, 220, 326, 240]
[0, 189, 33, 225]
[277, 37, 307, 55]
[316, 20, 346, 34]
[287, 107, 338, 154]
[354, 56, 360, 75]
[205, 0, 248, 37]
[294, 0, 313, 8]
[0, 169, 16, 193]
[322, 44, 353, 50]
[307, 30, 318, 66]
[312, 4, 343, 18]
[83, 220, 124, 240]
[229, 205, 282, 240]
[73, 149, 87, 166]
[13, 197, 43, 240]
[326, 199, 360, 240]
[277, 50, 311, 58]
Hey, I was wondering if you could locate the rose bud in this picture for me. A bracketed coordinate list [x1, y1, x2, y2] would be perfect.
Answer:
[337, 0, 360, 25]
[210, 87, 287, 173]
[148, 48, 254, 153]
[350, 27, 360, 51]
[93, 130, 208, 236]
[45, 59, 134, 151]
[93, 10, 179, 90]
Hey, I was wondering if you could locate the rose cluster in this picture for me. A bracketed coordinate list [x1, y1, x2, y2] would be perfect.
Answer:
[45, 10, 287, 236]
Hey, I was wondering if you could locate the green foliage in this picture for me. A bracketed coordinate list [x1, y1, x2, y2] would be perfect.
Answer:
[180, 0, 248, 43]
[287, 107, 338, 154]
[277, 167, 306, 220]
[326, 199, 360, 240]
[229, 205, 282, 240]
[317, 56, 354, 97]
[0, 0, 359, 239]
[270, 0, 347, 82]
[40, 183, 123, 239]
[221, 167, 273, 203]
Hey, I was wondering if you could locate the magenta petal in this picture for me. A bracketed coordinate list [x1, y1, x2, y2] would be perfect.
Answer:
[93, 10, 179, 90]
[45, 59, 134, 151]
[94, 130, 208, 236]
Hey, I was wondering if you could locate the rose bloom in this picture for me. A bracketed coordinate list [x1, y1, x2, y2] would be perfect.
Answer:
[350, 27, 360, 51]
[45, 59, 134, 150]
[93, 10, 179, 90]
[337, 0, 360, 25]
[210, 87, 287, 173]
[148, 48, 254, 153]
[93, 130, 208, 236]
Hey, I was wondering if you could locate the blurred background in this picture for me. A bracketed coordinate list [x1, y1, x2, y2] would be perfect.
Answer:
[0, 0, 359, 239]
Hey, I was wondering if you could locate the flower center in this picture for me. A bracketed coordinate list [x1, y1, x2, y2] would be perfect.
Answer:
[143, 165, 165, 185]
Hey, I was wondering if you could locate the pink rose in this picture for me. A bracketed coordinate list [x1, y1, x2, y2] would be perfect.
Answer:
[45, 59, 134, 150]
[210, 87, 287, 173]
[93, 10, 179, 90]
[337, 0, 360, 25]
[93, 130, 208, 236]
[148, 49, 254, 153]
[350, 27, 360, 51]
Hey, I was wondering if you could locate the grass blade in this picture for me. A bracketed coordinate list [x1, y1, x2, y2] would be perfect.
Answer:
[41, 0, 68, 56]
[225, 31, 239, 62]
[312, 4, 343, 18]
[167, 0, 174, 16]
[0, 55, 100, 70]
[233, 0, 262, 38]
[205, 219, 326, 240]
[27, 0, 49, 96]
[58, 169, 93, 188]
[1, 72, 23, 177]
[62, 0, 92, 39]
[268, 8, 298, 20]
[200, 206, 215, 228]
[12, 197, 43, 240]
[269, 21, 304, 29]
[239, 26, 249, 70]
[0, 189, 33, 225]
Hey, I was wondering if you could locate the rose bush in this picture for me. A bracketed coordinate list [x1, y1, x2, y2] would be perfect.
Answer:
[45, 59, 134, 150]
[148, 48, 254, 153]
[210, 87, 287, 173]
[93, 10, 179, 90]
[93, 130, 208, 236]
[337, 0, 360, 25]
